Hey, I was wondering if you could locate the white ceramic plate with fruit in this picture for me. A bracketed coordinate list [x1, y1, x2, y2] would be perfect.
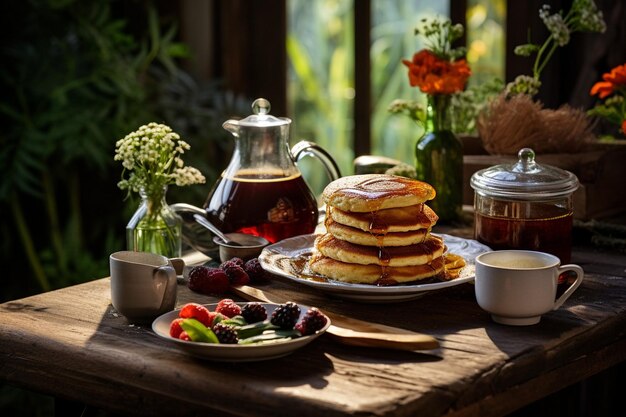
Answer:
[259, 234, 491, 302]
[152, 300, 330, 362]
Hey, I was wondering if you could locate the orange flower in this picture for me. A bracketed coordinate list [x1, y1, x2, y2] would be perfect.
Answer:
[402, 49, 471, 95]
[590, 63, 626, 99]
[622, 120, 626, 136]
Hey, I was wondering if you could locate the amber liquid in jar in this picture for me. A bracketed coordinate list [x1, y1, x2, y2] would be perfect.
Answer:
[474, 201, 573, 264]
[205, 171, 318, 244]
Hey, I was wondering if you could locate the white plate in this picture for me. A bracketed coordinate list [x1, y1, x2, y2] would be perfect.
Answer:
[152, 302, 330, 362]
[258, 234, 491, 302]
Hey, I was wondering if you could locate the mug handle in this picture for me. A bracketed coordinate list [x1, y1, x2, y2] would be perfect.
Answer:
[153, 265, 177, 313]
[168, 257, 185, 276]
[291, 140, 341, 181]
[553, 264, 584, 310]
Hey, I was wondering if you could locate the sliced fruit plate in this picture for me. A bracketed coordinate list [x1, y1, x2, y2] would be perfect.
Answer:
[152, 300, 330, 362]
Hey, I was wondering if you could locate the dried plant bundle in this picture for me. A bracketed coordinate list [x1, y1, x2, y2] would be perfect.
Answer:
[477, 94, 596, 155]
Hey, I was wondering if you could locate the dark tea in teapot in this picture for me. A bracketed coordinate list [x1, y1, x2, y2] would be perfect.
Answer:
[174, 98, 339, 249]
[205, 169, 318, 243]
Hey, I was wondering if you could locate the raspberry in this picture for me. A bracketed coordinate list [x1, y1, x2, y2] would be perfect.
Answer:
[215, 299, 242, 318]
[179, 303, 212, 327]
[295, 322, 307, 335]
[178, 331, 191, 341]
[223, 264, 250, 286]
[220, 257, 244, 270]
[208, 311, 227, 328]
[270, 302, 301, 329]
[169, 318, 185, 338]
[296, 308, 328, 335]
[241, 302, 267, 323]
[213, 323, 239, 344]
[244, 258, 267, 283]
[188, 266, 230, 295]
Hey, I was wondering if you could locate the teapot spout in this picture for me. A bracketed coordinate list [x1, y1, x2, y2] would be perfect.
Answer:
[222, 120, 240, 137]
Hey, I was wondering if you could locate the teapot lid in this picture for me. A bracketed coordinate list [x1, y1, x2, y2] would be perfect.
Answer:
[236, 98, 290, 127]
[470, 148, 579, 200]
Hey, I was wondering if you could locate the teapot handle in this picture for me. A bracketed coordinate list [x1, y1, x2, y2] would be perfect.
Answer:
[170, 203, 207, 220]
[291, 140, 341, 181]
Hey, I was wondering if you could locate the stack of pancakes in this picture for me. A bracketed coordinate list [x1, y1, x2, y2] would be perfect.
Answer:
[309, 174, 447, 285]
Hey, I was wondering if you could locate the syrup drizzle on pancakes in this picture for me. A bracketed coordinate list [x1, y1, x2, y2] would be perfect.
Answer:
[310, 174, 458, 285]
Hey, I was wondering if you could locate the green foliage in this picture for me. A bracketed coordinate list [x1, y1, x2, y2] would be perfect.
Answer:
[287, 0, 354, 194]
[370, 1, 449, 164]
[450, 78, 504, 134]
[0, 0, 237, 299]
[506, 0, 605, 96]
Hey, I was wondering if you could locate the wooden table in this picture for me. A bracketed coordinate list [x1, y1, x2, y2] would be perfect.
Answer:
[1, 225, 625, 417]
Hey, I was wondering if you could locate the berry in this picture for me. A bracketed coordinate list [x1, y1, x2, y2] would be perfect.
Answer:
[188, 266, 230, 295]
[169, 318, 185, 338]
[178, 331, 191, 341]
[179, 303, 212, 327]
[296, 308, 328, 335]
[213, 323, 239, 344]
[295, 322, 306, 335]
[208, 311, 227, 328]
[270, 302, 301, 329]
[220, 257, 244, 270]
[215, 299, 242, 318]
[223, 264, 250, 286]
[241, 302, 267, 323]
[244, 258, 267, 283]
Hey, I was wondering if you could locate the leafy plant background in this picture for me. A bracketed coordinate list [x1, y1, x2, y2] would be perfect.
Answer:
[0, 1, 247, 413]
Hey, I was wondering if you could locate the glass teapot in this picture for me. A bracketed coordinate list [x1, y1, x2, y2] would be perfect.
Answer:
[173, 98, 340, 249]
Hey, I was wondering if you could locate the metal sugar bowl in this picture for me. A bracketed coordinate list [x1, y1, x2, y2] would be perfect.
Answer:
[470, 148, 579, 263]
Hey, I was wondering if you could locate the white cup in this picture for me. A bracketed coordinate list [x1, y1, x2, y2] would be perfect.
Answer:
[474, 250, 584, 326]
[109, 251, 179, 323]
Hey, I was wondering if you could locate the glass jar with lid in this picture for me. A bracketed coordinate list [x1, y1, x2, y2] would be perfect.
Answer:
[470, 148, 579, 263]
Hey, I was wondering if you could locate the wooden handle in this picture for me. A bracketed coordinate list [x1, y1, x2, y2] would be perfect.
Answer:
[230, 285, 439, 351]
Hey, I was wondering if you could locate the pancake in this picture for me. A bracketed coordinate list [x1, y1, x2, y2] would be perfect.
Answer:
[309, 251, 446, 285]
[322, 174, 436, 212]
[325, 217, 430, 247]
[314, 233, 445, 267]
[328, 203, 438, 233]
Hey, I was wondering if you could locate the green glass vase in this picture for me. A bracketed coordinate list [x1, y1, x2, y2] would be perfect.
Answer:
[126, 185, 182, 257]
[415, 94, 463, 222]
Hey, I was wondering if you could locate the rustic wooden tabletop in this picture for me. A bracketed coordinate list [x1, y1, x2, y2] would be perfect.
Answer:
[1, 223, 625, 417]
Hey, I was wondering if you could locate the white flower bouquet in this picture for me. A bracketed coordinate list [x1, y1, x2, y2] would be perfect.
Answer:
[115, 123, 205, 256]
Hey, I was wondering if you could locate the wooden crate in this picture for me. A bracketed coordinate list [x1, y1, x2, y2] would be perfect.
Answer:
[462, 138, 626, 220]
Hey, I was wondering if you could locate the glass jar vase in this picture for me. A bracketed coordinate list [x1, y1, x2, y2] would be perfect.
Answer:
[415, 94, 463, 222]
[126, 186, 182, 258]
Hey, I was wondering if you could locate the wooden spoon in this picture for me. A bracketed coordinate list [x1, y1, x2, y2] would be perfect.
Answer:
[231, 285, 439, 351]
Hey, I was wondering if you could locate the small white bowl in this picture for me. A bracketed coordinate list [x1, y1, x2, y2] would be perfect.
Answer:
[212, 233, 270, 262]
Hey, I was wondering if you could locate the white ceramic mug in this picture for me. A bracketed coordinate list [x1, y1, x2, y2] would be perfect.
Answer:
[109, 251, 179, 323]
[474, 250, 584, 326]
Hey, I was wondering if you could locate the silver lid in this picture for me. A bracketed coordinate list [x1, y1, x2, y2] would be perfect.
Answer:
[470, 148, 579, 200]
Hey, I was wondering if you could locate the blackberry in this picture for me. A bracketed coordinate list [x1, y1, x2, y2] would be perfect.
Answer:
[296, 308, 328, 335]
[220, 257, 244, 270]
[241, 302, 267, 323]
[223, 264, 250, 286]
[187, 266, 210, 291]
[270, 302, 301, 329]
[213, 323, 239, 344]
[244, 258, 267, 283]
[188, 266, 229, 295]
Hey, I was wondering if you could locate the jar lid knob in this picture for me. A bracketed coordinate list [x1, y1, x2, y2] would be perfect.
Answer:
[516, 148, 538, 173]
[252, 98, 271, 115]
